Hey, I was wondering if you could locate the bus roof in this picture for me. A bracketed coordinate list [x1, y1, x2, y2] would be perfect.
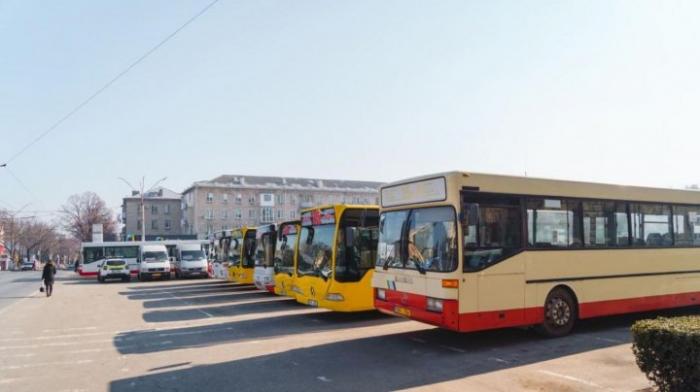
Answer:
[381, 171, 700, 206]
[299, 204, 379, 214]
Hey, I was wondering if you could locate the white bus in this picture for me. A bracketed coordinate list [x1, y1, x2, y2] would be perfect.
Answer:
[79, 242, 140, 276]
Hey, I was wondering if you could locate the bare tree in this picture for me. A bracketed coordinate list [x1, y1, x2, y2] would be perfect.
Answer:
[18, 219, 57, 261]
[60, 192, 116, 242]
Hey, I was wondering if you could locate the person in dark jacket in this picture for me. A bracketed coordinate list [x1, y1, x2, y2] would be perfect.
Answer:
[42, 260, 57, 297]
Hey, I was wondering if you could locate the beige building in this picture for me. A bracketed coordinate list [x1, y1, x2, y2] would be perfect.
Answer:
[181, 175, 382, 238]
[121, 187, 187, 240]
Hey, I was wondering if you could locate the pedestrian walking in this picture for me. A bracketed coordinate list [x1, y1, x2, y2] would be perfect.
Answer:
[42, 260, 57, 297]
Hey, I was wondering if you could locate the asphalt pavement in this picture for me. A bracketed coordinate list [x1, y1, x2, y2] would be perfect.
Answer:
[0, 274, 672, 392]
[0, 270, 45, 314]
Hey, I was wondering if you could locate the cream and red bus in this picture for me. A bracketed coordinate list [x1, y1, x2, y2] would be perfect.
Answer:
[372, 171, 700, 336]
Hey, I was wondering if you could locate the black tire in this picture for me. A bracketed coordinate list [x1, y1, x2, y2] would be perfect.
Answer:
[536, 287, 577, 338]
[98, 276, 104, 283]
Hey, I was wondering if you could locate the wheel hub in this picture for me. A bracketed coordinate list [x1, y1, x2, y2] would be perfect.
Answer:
[548, 297, 571, 326]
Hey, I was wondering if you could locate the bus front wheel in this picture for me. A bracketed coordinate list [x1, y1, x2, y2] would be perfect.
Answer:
[537, 287, 577, 338]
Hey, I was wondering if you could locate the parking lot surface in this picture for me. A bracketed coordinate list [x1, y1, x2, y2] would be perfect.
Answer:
[0, 273, 668, 391]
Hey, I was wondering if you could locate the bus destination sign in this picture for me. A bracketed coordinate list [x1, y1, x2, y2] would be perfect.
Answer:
[381, 177, 446, 207]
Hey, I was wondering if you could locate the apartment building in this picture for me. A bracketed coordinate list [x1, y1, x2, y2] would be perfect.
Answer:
[181, 175, 382, 238]
[121, 187, 188, 240]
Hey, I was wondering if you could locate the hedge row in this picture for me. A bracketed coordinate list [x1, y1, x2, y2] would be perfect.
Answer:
[631, 316, 700, 392]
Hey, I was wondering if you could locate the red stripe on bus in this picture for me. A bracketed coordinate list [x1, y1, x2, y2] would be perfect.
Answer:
[376, 289, 700, 333]
[579, 291, 700, 319]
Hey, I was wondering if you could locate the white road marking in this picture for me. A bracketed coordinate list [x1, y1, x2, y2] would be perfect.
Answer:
[317, 376, 332, 383]
[440, 345, 466, 353]
[538, 370, 608, 389]
[594, 336, 624, 344]
[410, 337, 427, 343]
[0, 359, 93, 371]
[42, 326, 98, 333]
[1, 352, 37, 359]
[489, 357, 510, 364]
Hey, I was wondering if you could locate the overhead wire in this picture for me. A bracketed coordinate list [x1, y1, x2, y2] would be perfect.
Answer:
[1, 0, 221, 166]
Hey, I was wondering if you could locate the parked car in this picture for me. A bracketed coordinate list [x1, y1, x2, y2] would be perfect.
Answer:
[98, 259, 131, 283]
[21, 260, 35, 271]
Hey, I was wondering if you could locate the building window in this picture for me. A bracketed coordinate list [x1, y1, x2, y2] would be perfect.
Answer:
[260, 193, 274, 207]
[152, 220, 159, 230]
[151, 205, 158, 214]
[222, 210, 228, 220]
[236, 193, 242, 205]
[276, 193, 285, 205]
[289, 210, 296, 219]
[235, 208, 242, 219]
[276, 209, 283, 219]
[164, 220, 171, 231]
[207, 192, 214, 203]
[249, 209, 256, 219]
[137, 220, 142, 230]
[222, 193, 229, 203]
[206, 209, 214, 220]
[261, 207, 274, 223]
[164, 204, 170, 215]
[248, 194, 256, 205]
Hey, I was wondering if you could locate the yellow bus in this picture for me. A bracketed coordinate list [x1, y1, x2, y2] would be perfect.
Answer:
[294, 204, 379, 312]
[373, 171, 700, 336]
[271, 220, 302, 298]
[227, 226, 256, 284]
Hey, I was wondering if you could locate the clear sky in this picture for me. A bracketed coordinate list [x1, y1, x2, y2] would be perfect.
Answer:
[2, 1, 700, 221]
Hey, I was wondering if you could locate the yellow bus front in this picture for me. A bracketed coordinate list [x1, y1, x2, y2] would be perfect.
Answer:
[227, 227, 256, 284]
[294, 205, 379, 312]
[272, 221, 301, 298]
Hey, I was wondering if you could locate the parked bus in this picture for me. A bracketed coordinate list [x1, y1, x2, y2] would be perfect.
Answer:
[372, 171, 700, 336]
[79, 242, 140, 276]
[273, 220, 302, 298]
[294, 205, 379, 312]
[253, 224, 277, 292]
[228, 226, 256, 284]
[211, 230, 232, 280]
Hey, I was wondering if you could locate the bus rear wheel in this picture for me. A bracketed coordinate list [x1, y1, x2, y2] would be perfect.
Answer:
[537, 287, 577, 338]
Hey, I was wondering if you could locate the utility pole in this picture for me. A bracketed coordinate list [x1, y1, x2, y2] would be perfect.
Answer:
[118, 177, 167, 242]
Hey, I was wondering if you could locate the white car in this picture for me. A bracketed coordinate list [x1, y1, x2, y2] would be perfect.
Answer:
[98, 259, 131, 283]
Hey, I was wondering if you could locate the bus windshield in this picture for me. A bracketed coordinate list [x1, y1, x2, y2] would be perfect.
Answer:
[335, 209, 379, 282]
[297, 225, 335, 278]
[243, 231, 257, 268]
[376, 206, 458, 272]
[181, 250, 205, 261]
[255, 233, 275, 267]
[275, 225, 300, 275]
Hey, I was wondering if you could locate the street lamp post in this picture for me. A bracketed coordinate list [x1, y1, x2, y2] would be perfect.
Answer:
[118, 177, 167, 242]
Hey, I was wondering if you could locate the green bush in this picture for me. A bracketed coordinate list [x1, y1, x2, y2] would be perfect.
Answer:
[631, 316, 700, 392]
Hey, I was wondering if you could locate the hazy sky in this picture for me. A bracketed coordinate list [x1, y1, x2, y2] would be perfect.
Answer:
[2, 1, 700, 221]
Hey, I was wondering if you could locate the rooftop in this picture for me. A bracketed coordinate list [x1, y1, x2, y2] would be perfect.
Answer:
[184, 175, 382, 193]
[123, 187, 181, 200]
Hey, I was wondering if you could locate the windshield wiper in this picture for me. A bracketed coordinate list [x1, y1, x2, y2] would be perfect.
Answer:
[410, 259, 426, 275]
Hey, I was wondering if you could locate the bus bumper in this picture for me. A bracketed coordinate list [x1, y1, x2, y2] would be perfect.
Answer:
[374, 290, 460, 331]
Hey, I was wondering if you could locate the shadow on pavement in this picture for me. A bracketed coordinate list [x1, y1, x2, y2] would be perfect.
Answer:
[115, 310, 402, 355]
[126, 280, 241, 291]
[120, 285, 260, 301]
[142, 291, 273, 309]
[111, 306, 700, 392]
[142, 297, 299, 323]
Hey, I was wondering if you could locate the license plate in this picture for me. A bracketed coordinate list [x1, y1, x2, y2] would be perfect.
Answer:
[152, 273, 161, 278]
[394, 306, 411, 317]
[308, 300, 318, 307]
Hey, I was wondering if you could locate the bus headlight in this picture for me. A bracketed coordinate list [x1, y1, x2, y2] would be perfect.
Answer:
[325, 293, 344, 302]
[426, 297, 443, 313]
[291, 285, 303, 295]
[376, 289, 386, 301]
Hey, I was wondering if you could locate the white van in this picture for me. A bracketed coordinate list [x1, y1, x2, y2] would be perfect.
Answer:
[138, 243, 171, 281]
[174, 243, 209, 279]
